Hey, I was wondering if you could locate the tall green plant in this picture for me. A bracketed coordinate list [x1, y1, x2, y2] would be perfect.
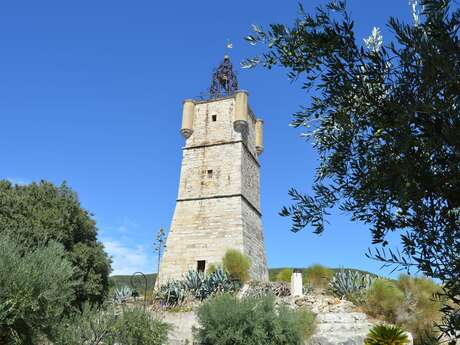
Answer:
[395, 275, 441, 342]
[222, 250, 251, 283]
[364, 279, 405, 324]
[0, 234, 76, 345]
[302, 265, 334, 289]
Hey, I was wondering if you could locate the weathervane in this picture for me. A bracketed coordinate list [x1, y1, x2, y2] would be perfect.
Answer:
[209, 40, 238, 99]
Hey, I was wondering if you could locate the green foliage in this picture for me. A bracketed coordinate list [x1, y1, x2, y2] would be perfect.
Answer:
[201, 266, 238, 297]
[364, 324, 410, 345]
[156, 267, 237, 306]
[54, 305, 170, 345]
[194, 294, 316, 345]
[362, 275, 442, 342]
[364, 279, 405, 324]
[52, 303, 117, 345]
[0, 180, 111, 307]
[114, 306, 171, 345]
[302, 265, 334, 289]
[395, 275, 442, 341]
[0, 234, 76, 345]
[276, 268, 293, 282]
[412, 329, 441, 345]
[245, 0, 460, 338]
[206, 263, 218, 275]
[329, 269, 374, 303]
[222, 249, 251, 283]
[156, 280, 187, 307]
[183, 270, 205, 297]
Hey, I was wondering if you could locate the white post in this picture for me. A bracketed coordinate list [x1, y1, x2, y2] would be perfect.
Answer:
[291, 269, 303, 297]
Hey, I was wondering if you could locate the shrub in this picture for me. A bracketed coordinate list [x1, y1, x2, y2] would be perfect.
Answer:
[412, 329, 440, 345]
[364, 279, 405, 324]
[364, 324, 410, 345]
[276, 268, 294, 282]
[362, 275, 442, 344]
[54, 305, 170, 345]
[302, 264, 334, 289]
[0, 234, 76, 345]
[222, 249, 251, 283]
[52, 303, 117, 345]
[395, 275, 441, 341]
[114, 306, 171, 345]
[206, 263, 218, 274]
[194, 294, 315, 345]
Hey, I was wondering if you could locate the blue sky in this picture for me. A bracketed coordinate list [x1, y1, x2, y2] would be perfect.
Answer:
[1, 1, 414, 276]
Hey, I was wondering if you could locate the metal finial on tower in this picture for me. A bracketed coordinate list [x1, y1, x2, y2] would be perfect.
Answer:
[210, 53, 238, 99]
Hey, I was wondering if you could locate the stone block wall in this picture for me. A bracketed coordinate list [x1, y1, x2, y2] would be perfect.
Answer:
[157, 93, 268, 284]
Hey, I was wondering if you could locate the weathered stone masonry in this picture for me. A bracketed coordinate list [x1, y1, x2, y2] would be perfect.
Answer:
[157, 92, 269, 285]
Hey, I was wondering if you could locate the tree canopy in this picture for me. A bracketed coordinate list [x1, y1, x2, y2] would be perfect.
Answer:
[0, 180, 111, 307]
[245, 0, 460, 339]
[0, 233, 75, 344]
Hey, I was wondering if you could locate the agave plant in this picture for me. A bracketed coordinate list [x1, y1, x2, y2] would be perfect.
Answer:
[183, 270, 205, 298]
[365, 324, 410, 345]
[113, 286, 133, 304]
[156, 280, 187, 306]
[208, 267, 236, 292]
[196, 267, 236, 300]
[329, 269, 374, 302]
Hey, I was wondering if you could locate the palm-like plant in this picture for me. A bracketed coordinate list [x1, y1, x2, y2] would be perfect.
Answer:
[365, 324, 410, 345]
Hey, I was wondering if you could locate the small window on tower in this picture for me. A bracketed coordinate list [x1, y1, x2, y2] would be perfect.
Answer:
[212, 114, 217, 122]
[207, 169, 213, 177]
[197, 260, 206, 273]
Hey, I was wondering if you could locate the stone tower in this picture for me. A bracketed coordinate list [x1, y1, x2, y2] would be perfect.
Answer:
[157, 57, 268, 285]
